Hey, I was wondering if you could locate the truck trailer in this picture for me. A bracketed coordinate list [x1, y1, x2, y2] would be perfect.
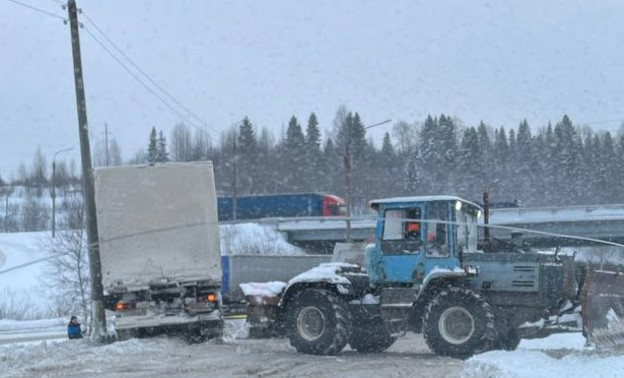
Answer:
[96, 162, 223, 341]
[217, 193, 346, 221]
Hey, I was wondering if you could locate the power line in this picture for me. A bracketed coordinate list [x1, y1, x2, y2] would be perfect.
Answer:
[6, 0, 65, 21]
[81, 11, 215, 134]
[82, 26, 205, 131]
[80, 10, 217, 137]
[582, 118, 624, 126]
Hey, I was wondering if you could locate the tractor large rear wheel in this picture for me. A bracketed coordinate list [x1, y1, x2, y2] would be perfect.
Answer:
[423, 287, 496, 358]
[286, 289, 350, 355]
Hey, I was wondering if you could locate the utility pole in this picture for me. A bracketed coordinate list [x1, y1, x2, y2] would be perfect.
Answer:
[344, 119, 353, 242]
[232, 135, 238, 221]
[67, 0, 106, 340]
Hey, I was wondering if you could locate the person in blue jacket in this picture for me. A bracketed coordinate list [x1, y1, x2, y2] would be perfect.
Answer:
[67, 316, 83, 339]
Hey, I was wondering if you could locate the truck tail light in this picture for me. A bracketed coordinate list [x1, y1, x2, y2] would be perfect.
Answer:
[198, 292, 218, 303]
[114, 301, 136, 312]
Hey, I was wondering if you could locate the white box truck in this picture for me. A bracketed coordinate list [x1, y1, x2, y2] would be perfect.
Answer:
[95, 162, 223, 341]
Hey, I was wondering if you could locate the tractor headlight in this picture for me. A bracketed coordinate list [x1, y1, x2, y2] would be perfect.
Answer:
[455, 201, 463, 211]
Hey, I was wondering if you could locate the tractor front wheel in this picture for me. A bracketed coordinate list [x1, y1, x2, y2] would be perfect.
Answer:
[423, 287, 496, 358]
[286, 289, 350, 355]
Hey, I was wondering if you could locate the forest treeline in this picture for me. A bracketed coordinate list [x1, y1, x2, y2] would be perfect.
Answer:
[2, 110, 624, 232]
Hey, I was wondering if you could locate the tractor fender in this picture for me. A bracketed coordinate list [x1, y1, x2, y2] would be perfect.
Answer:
[417, 266, 477, 299]
[279, 262, 366, 307]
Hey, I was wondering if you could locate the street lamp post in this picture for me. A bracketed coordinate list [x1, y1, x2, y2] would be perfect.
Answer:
[344, 119, 392, 242]
[52, 147, 73, 237]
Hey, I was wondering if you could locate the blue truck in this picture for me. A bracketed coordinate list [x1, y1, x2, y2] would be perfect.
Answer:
[217, 193, 346, 221]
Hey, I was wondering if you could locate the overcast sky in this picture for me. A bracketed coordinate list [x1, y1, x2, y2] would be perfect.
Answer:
[2, 0, 624, 178]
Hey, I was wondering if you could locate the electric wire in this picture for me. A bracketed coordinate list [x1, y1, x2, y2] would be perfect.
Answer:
[80, 10, 216, 136]
[82, 11, 214, 133]
[6, 0, 65, 21]
[82, 25, 205, 131]
[40, 0, 63, 5]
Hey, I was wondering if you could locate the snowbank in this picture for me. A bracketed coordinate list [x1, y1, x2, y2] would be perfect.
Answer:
[219, 223, 304, 256]
[463, 333, 624, 378]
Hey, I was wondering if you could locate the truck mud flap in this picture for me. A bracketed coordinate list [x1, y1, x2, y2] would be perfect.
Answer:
[582, 269, 624, 347]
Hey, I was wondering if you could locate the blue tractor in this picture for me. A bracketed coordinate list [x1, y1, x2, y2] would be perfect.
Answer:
[248, 196, 586, 358]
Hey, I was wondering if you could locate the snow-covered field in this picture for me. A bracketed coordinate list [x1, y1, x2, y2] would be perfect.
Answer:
[2, 230, 624, 377]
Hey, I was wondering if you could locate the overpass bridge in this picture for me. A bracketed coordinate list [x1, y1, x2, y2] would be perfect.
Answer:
[268, 203, 624, 251]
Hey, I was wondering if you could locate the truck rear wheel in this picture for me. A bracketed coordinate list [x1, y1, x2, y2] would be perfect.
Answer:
[116, 328, 139, 341]
[349, 321, 396, 353]
[423, 287, 496, 358]
[286, 288, 350, 355]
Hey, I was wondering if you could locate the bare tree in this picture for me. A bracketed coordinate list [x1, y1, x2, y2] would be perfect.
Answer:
[0, 184, 17, 232]
[41, 192, 90, 328]
[21, 190, 50, 231]
[0, 288, 42, 320]
[31, 146, 48, 196]
[392, 120, 419, 155]
[171, 123, 193, 162]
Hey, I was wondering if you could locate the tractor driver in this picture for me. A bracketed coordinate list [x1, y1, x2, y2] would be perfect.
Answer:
[405, 221, 420, 240]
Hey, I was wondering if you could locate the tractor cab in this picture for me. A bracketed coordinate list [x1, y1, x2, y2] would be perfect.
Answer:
[366, 196, 481, 286]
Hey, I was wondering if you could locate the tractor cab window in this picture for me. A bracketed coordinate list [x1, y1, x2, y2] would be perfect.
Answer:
[455, 202, 479, 254]
[425, 202, 449, 257]
[381, 208, 422, 254]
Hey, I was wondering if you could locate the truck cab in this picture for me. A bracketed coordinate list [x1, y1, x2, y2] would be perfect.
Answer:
[366, 196, 481, 286]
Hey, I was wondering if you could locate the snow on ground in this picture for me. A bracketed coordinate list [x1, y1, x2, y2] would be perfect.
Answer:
[0, 232, 51, 317]
[1, 321, 623, 378]
[464, 333, 624, 378]
[220, 222, 304, 255]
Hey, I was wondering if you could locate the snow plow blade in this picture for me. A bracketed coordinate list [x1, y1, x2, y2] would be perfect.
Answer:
[582, 269, 624, 348]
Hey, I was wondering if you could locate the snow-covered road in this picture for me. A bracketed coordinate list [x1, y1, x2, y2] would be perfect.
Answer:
[2, 332, 462, 378]
[2, 319, 623, 378]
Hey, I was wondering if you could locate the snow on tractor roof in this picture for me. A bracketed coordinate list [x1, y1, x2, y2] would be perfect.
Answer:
[369, 195, 482, 210]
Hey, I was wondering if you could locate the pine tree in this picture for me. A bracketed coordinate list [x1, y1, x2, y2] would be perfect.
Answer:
[599, 132, 619, 203]
[237, 117, 259, 194]
[511, 120, 535, 205]
[457, 127, 481, 200]
[282, 116, 306, 191]
[418, 115, 438, 194]
[554, 115, 582, 204]
[492, 127, 511, 202]
[306, 113, 321, 151]
[304, 113, 322, 190]
[147, 127, 158, 164]
[238, 117, 257, 149]
[156, 131, 170, 163]
[322, 137, 342, 195]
